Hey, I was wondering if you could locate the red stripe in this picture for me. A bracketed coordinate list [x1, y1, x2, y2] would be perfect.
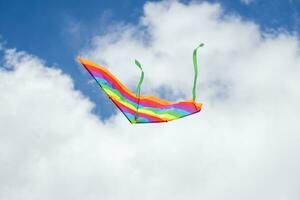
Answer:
[83, 63, 199, 112]
[84, 64, 177, 107]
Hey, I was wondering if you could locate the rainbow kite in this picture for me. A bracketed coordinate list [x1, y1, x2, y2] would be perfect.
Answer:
[78, 43, 204, 124]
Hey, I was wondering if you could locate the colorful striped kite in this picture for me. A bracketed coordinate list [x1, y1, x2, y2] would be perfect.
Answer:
[78, 43, 204, 124]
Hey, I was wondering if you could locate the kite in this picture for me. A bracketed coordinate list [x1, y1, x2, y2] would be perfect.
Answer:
[78, 43, 204, 124]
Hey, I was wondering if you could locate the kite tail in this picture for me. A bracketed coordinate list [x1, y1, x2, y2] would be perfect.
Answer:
[134, 59, 144, 120]
[192, 43, 204, 101]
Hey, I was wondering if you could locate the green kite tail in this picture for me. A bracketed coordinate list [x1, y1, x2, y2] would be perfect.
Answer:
[193, 43, 204, 101]
[134, 43, 204, 102]
[134, 59, 144, 120]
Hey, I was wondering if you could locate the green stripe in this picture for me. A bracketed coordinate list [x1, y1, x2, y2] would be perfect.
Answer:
[102, 83, 186, 118]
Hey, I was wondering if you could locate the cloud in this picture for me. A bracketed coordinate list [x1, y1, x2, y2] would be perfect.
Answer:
[82, 1, 265, 99]
[1, 1, 300, 200]
[240, 0, 254, 5]
[0, 36, 5, 51]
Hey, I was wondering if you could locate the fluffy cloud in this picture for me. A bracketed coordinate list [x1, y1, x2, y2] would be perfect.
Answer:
[1, 1, 300, 200]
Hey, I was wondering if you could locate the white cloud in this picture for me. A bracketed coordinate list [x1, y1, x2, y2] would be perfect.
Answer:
[82, 1, 265, 99]
[1, 1, 300, 200]
[240, 0, 254, 5]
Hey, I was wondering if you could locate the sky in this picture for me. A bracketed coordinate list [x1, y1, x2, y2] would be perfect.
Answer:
[0, 0, 300, 200]
[1, 0, 299, 118]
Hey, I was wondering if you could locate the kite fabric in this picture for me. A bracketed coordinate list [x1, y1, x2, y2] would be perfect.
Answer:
[77, 44, 204, 124]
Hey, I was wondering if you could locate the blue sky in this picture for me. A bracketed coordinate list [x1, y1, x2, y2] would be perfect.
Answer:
[0, 0, 299, 119]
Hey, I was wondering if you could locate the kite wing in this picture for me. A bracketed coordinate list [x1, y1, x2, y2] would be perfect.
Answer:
[78, 44, 203, 124]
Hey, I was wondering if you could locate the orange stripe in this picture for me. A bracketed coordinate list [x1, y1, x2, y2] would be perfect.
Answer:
[78, 57, 202, 109]
[78, 57, 173, 106]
